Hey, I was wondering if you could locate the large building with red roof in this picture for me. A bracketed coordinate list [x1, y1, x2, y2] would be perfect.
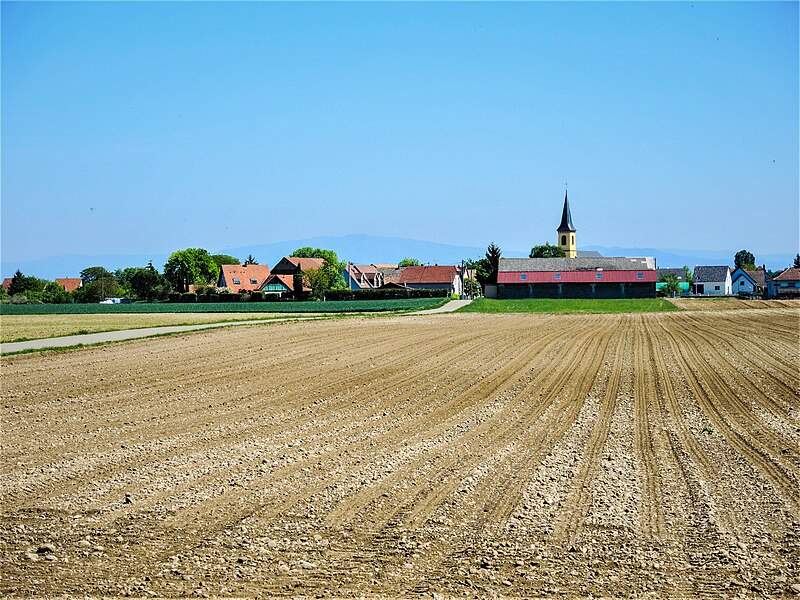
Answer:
[398, 265, 463, 296]
[497, 192, 657, 299]
[218, 264, 271, 292]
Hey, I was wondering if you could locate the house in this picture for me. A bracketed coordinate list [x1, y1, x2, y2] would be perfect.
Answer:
[343, 263, 384, 290]
[398, 265, 463, 296]
[768, 267, 800, 299]
[730, 267, 758, 297]
[218, 264, 271, 292]
[498, 257, 657, 299]
[260, 256, 325, 298]
[745, 266, 769, 297]
[693, 266, 732, 295]
[375, 265, 405, 286]
[55, 278, 83, 293]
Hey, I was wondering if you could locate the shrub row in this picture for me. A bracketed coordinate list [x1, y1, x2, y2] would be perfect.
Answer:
[169, 288, 449, 303]
[325, 288, 450, 301]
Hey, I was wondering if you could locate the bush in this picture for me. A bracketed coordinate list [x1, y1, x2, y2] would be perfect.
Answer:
[181, 293, 197, 303]
[168, 293, 182, 303]
[250, 291, 264, 302]
[326, 288, 449, 301]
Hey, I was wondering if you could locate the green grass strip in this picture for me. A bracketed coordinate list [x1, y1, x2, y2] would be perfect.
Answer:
[457, 298, 679, 314]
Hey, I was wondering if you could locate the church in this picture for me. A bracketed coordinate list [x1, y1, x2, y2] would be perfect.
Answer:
[496, 192, 657, 299]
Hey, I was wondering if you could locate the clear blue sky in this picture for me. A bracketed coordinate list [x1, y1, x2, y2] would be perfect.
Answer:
[2, 1, 798, 265]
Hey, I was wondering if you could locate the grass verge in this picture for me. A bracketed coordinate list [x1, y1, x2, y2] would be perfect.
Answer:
[457, 298, 679, 314]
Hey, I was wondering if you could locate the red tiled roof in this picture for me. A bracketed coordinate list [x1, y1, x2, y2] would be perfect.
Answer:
[220, 264, 271, 292]
[399, 265, 458, 285]
[288, 257, 325, 271]
[743, 268, 766, 286]
[773, 268, 800, 282]
[2, 278, 11, 292]
[55, 278, 83, 292]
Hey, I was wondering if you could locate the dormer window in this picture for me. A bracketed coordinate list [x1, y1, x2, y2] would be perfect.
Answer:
[233, 278, 241, 285]
[250, 278, 258, 285]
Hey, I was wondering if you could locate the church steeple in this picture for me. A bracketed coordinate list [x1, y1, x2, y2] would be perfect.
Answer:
[557, 189, 577, 258]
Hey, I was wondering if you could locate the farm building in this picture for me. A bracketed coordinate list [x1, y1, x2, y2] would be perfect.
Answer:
[218, 264, 270, 292]
[693, 266, 732, 295]
[655, 268, 690, 294]
[498, 257, 657, 299]
[398, 265, 463, 296]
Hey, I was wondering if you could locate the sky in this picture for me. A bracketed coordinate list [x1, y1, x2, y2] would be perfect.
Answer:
[2, 1, 798, 268]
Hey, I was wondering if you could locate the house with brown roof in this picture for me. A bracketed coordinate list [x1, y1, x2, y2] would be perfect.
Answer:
[398, 265, 463, 296]
[218, 264, 271, 292]
[260, 256, 326, 299]
[768, 267, 800, 299]
[343, 263, 384, 290]
[55, 278, 83, 293]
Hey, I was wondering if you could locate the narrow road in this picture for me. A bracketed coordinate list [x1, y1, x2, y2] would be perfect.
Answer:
[0, 299, 473, 354]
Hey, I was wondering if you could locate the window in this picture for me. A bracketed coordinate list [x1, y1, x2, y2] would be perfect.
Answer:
[555, 273, 561, 280]
[636, 272, 644, 279]
[520, 274, 527, 281]
[596, 273, 603, 279]
[571, 235, 574, 245]
[714, 285, 720, 290]
[561, 235, 566, 245]
[233, 278, 241, 285]
[250, 278, 258, 285]
[740, 280, 745, 286]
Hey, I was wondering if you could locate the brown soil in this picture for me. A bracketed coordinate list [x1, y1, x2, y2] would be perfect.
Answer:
[1, 308, 799, 598]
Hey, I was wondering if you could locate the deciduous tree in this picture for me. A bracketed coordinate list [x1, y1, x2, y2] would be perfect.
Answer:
[290, 247, 346, 293]
[211, 254, 240, 268]
[734, 250, 756, 270]
[529, 243, 566, 258]
[164, 248, 220, 293]
[398, 258, 422, 267]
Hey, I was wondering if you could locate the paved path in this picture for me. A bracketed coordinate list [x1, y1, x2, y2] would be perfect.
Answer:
[410, 299, 473, 314]
[0, 299, 474, 354]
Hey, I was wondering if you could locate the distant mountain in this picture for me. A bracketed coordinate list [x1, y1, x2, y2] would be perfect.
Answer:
[2, 235, 795, 279]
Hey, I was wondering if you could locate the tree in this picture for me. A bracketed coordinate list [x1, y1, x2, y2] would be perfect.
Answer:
[683, 265, 694, 286]
[73, 277, 122, 303]
[299, 267, 330, 300]
[129, 262, 168, 301]
[659, 273, 681, 296]
[211, 254, 240, 268]
[41, 281, 71, 304]
[734, 250, 756, 270]
[463, 278, 480, 298]
[164, 248, 220, 293]
[484, 242, 501, 285]
[290, 247, 347, 294]
[244, 254, 258, 265]
[794, 254, 800, 268]
[8, 270, 45, 296]
[80, 266, 114, 285]
[529, 242, 566, 258]
[398, 257, 422, 267]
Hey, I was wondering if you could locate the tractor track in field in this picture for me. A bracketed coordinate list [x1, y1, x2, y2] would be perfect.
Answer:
[1, 308, 799, 598]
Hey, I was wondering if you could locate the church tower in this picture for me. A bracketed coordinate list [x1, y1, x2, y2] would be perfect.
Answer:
[557, 189, 577, 258]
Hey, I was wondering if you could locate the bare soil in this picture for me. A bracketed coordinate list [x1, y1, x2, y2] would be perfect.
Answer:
[1, 307, 799, 598]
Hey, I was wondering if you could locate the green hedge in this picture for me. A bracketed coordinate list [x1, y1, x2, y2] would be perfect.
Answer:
[0, 298, 446, 315]
[326, 288, 450, 301]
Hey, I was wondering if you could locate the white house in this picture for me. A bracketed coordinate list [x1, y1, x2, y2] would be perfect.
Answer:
[693, 266, 732, 295]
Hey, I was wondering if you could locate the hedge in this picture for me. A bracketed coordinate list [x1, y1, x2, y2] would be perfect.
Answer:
[0, 298, 446, 315]
[325, 288, 450, 301]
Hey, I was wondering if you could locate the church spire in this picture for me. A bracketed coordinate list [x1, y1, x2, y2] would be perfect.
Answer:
[557, 189, 576, 232]
[557, 187, 577, 258]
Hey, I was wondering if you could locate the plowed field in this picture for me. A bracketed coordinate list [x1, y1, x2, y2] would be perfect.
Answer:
[2, 307, 799, 598]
